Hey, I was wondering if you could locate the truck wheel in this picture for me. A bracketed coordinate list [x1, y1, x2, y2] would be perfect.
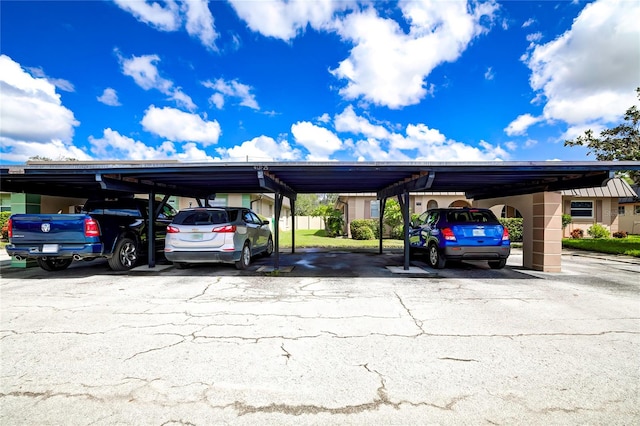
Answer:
[235, 242, 251, 270]
[108, 237, 138, 271]
[427, 243, 446, 269]
[36, 258, 72, 272]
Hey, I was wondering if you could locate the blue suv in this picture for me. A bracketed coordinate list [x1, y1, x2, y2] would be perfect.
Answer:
[409, 208, 510, 269]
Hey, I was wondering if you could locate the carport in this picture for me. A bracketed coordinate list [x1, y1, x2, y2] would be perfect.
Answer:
[1, 160, 637, 272]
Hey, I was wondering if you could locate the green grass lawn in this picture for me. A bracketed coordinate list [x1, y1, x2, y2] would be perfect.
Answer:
[562, 235, 640, 257]
[278, 229, 404, 249]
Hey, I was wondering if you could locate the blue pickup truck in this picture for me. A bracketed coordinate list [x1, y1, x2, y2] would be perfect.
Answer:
[5, 197, 175, 271]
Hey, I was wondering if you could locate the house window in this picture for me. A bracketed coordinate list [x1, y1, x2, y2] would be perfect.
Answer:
[618, 206, 625, 215]
[570, 200, 593, 218]
[635, 205, 640, 215]
[371, 200, 380, 218]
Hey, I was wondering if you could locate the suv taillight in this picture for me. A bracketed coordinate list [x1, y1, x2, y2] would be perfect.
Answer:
[442, 227, 457, 241]
[84, 218, 100, 237]
[7, 218, 12, 238]
[502, 227, 510, 241]
[166, 225, 180, 234]
[212, 225, 236, 233]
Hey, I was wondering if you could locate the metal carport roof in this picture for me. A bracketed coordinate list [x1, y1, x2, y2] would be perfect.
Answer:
[2, 160, 638, 271]
[2, 160, 638, 200]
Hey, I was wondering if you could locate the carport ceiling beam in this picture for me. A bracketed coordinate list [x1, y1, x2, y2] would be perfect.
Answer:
[377, 171, 434, 199]
[257, 170, 297, 200]
[467, 171, 613, 200]
[95, 174, 210, 198]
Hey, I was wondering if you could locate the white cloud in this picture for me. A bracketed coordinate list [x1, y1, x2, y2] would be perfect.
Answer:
[334, 106, 390, 139]
[484, 67, 495, 80]
[216, 136, 302, 161]
[0, 137, 91, 163]
[228, 0, 348, 41]
[291, 121, 343, 160]
[525, 0, 640, 125]
[322, 105, 510, 162]
[113, 0, 180, 31]
[203, 78, 259, 110]
[399, 124, 508, 161]
[0, 55, 81, 162]
[141, 106, 221, 145]
[88, 128, 214, 161]
[522, 18, 535, 28]
[119, 53, 196, 111]
[26, 66, 75, 92]
[330, 1, 499, 108]
[504, 113, 542, 136]
[181, 0, 218, 50]
[114, 0, 218, 49]
[97, 88, 121, 106]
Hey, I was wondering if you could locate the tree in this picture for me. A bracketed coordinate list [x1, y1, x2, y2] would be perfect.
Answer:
[295, 194, 319, 216]
[564, 87, 640, 184]
[383, 199, 404, 239]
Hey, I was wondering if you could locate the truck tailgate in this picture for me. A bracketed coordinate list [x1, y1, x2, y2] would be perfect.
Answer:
[10, 214, 90, 244]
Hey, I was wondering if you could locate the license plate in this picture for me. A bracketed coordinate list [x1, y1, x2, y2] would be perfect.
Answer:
[42, 244, 59, 253]
[472, 229, 485, 237]
[191, 233, 203, 241]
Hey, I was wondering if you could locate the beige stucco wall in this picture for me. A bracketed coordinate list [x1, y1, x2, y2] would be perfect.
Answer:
[563, 197, 620, 237]
[619, 203, 640, 234]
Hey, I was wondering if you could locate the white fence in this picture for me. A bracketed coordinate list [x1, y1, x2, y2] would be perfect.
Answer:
[276, 215, 324, 231]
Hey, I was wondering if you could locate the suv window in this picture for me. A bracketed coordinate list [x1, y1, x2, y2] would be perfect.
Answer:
[173, 210, 228, 225]
[445, 210, 498, 224]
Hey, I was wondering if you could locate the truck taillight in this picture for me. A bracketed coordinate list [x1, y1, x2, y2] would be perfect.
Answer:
[442, 227, 457, 241]
[502, 227, 510, 241]
[84, 218, 100, 237]
[212, 225, 236, 233]
[7, 218, 12, 238]
[166, 225, 180, 233]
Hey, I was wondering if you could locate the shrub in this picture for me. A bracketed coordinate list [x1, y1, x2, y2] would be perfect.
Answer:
[350, 220, 375, 240]
[587, 223, 610, 239]
[570, 228, 584, 239]
[0, 212, 11, 241]
[499, 218, 523, 242]
[562, 214, 572, 229]
[326, 216, 345, 237]
[390, 225, 404, 240]
[613, 231, 628, 238]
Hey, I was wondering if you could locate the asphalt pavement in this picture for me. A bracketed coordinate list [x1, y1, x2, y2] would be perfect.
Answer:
[1, 248, 639, 425]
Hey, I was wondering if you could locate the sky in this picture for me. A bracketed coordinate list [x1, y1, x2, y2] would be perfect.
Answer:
[0, 0, 638, 164]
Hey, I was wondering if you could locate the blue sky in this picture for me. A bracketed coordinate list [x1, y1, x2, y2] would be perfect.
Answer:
[1, 0, 638, 164]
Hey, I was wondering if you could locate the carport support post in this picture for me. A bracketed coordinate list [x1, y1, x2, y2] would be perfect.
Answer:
[397, 190, 410, 270]
[274, 192, 283, 270]
[379, 197, 387, 255]
[148, 192, 156, 268]
[291, 198, 296, 254]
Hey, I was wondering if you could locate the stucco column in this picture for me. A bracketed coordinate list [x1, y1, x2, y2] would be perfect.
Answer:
[531, 191, 563, 272]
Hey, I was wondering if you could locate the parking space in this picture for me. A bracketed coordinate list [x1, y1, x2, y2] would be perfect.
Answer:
[1, 249, 639, 424]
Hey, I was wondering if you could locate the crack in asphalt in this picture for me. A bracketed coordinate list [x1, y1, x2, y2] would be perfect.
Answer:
[394, 292, 425, 333]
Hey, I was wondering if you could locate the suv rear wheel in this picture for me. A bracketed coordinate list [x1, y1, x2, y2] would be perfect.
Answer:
[427, 243, 446, 269]
[235, 242, 251, 270]
[489, 259, 507, 269]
